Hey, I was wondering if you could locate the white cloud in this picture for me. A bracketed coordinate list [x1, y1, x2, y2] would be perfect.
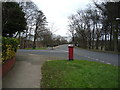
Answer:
[33, 0, 91, 36]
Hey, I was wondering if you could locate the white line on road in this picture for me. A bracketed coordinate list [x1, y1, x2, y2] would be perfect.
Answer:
[90, 58, 95, 60]
[81, 55, 113, 65]
[95, 59, 99, 61]
[62, 50, 68, 52]
[87, 56, 90, 58]
[49, 50, 68, 53]
[84, 56, 99, 61]
[106, 63, 111, 64]
[29, 54, 35, 55]
[49, 51, 54, 52]
[29, 54, 38, 56]
[101, 61, 105, 62]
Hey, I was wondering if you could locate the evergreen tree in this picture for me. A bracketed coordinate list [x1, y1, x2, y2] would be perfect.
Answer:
[2, 2, 27, 37]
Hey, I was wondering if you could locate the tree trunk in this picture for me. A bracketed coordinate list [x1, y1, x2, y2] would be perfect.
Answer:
[101, 37, 103, 50]
[33, 26, 38, 49]
[33, 33, 37, 49]
[113, 22, 118, 52]
[104, 30, 107, 51]
[96, 36, 99, 50]
[109, 22, 113, 51]
[92, 28, 95, 49]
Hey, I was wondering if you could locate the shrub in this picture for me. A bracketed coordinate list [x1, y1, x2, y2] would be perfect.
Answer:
[2, 37, 19, 63]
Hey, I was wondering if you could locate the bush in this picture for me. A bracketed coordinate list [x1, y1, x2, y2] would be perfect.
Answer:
[2, 37, 19, 63]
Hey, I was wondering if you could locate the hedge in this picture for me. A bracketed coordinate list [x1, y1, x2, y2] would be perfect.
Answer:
[2, 37, 19, 63]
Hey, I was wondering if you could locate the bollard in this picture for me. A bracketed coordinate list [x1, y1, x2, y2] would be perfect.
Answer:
[68, 44, 74, 60]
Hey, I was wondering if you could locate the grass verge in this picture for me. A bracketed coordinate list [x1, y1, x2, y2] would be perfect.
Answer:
[24, 47, 47, 50]
[41, 60, 119, 88]
[75, 46, 120, 55]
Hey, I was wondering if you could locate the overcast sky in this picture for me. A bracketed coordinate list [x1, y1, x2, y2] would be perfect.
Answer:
[33, 0, 92, 37]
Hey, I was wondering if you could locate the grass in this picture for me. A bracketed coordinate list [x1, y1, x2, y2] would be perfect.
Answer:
[41, 60, 120, 88]
[75, 46, 120, 55]
[24, 47, 47, 50]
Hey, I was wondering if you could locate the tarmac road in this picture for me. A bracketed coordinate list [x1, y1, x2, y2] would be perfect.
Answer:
[3, 44, 119, 88]
[18, 44, 119, 66]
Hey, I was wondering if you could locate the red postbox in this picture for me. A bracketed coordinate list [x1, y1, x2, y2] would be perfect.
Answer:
[68, 44, 74, 60]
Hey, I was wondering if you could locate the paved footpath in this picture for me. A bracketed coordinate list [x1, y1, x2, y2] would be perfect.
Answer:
[3, 51, 65, 88]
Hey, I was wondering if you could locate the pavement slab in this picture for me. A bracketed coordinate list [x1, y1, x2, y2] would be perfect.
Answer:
[2, 52, 65, 88]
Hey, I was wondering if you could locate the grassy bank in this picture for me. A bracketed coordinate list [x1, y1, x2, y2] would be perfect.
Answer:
[75, 47, 120, 55]
[41, 60, 119, 88]
[24, 47, 47, 50]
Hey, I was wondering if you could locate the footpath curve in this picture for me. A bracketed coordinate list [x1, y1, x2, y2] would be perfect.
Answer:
[3, 51, 65, 88]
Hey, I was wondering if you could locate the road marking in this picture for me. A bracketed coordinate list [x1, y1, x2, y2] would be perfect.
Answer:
[29, 54, 35, 55]
[49, 51, 54, 52]
[29, 54, 38, 56]
[73, 54, 114, 66]
[85, 56, 99, 61]
[49, 50, 68, 53]
[95, 59, 99, 61]
[90, 58, 95, 60]
[82, 55, 113, 65]
[101, 61, 105, 62]
[87, 56, 90, 58]
[84, 56, 107, 64]
[106, 63, 111, 64]
[61, 50, 68, 52]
